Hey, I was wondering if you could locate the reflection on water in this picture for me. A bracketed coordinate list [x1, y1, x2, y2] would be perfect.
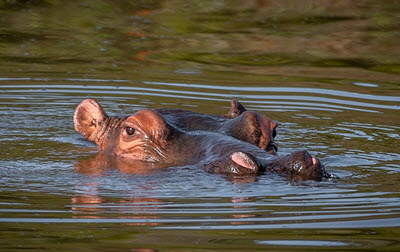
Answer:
[0, 0, 400, 251]
[255, 240, 352, 247]
[1, 0, 400, 77]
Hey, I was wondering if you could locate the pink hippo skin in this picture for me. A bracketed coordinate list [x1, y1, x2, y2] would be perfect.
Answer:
[73, 99, 331, 181]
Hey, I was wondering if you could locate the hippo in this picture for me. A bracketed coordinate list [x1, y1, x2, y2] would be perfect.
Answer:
[153, 99, 278, 154]
[74, 99, 279, 154]
[73, 99, 332, 181]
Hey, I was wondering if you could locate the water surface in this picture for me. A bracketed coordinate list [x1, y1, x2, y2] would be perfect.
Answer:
[0, 1, 400, 251]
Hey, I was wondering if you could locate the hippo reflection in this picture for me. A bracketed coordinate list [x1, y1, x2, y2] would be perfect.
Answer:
[74, 99, 332, 181]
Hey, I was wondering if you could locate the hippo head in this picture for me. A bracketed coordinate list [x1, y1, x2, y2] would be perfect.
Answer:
[156, 99, 279, 154]
[203, 148, 329, 181]
[224, 99, 278, 154]
[223, 110, 278, 154]
[74, 99, 180, 164]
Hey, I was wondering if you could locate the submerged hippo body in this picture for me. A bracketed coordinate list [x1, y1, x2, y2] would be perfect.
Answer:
[74, 99, 330, 181]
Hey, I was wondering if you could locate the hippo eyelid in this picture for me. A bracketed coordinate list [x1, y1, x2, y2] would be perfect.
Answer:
[121, 122, 141, 136]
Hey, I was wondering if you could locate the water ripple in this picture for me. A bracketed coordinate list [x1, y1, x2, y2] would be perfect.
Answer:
[0, 83, 398, 112]
[144, 81, 400, 102]
[0, 77, 399, 234]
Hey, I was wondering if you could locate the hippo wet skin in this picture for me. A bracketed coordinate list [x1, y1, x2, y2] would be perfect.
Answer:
[155, 99, 279, 154]
[73, 99, 332, 181]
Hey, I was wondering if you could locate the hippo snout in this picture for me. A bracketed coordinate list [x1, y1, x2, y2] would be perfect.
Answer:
[286, 150, 327, 180]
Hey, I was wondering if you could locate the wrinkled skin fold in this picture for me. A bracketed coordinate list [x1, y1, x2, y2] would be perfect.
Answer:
[73, 99, 335, 181]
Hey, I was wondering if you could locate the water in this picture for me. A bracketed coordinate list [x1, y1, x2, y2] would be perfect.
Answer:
[1, 1, 400, 251]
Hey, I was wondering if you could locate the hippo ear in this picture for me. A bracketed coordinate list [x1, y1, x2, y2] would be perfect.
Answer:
[124, 109, 172, 148]
[203, 151, 259, 175]
[73, 99, 108, 141]
[271, 120, 279, 137]
[271, 120, 279, 131]
[231, 152, 259, 172]
[226, 99, 247, 118]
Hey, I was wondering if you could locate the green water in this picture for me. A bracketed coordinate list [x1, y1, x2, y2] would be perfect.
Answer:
[0, 0, 400, 251]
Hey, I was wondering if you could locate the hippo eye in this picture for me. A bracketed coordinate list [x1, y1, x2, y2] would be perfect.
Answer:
[126, 127, 135, 135]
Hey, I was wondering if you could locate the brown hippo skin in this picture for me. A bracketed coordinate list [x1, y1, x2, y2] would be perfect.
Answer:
[156, 100, 278, 154]
[74, 99, 279, 154]
[73, 99, 330, 181]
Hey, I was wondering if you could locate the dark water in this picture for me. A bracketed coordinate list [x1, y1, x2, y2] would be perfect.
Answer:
[1, 1, 400, 251]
